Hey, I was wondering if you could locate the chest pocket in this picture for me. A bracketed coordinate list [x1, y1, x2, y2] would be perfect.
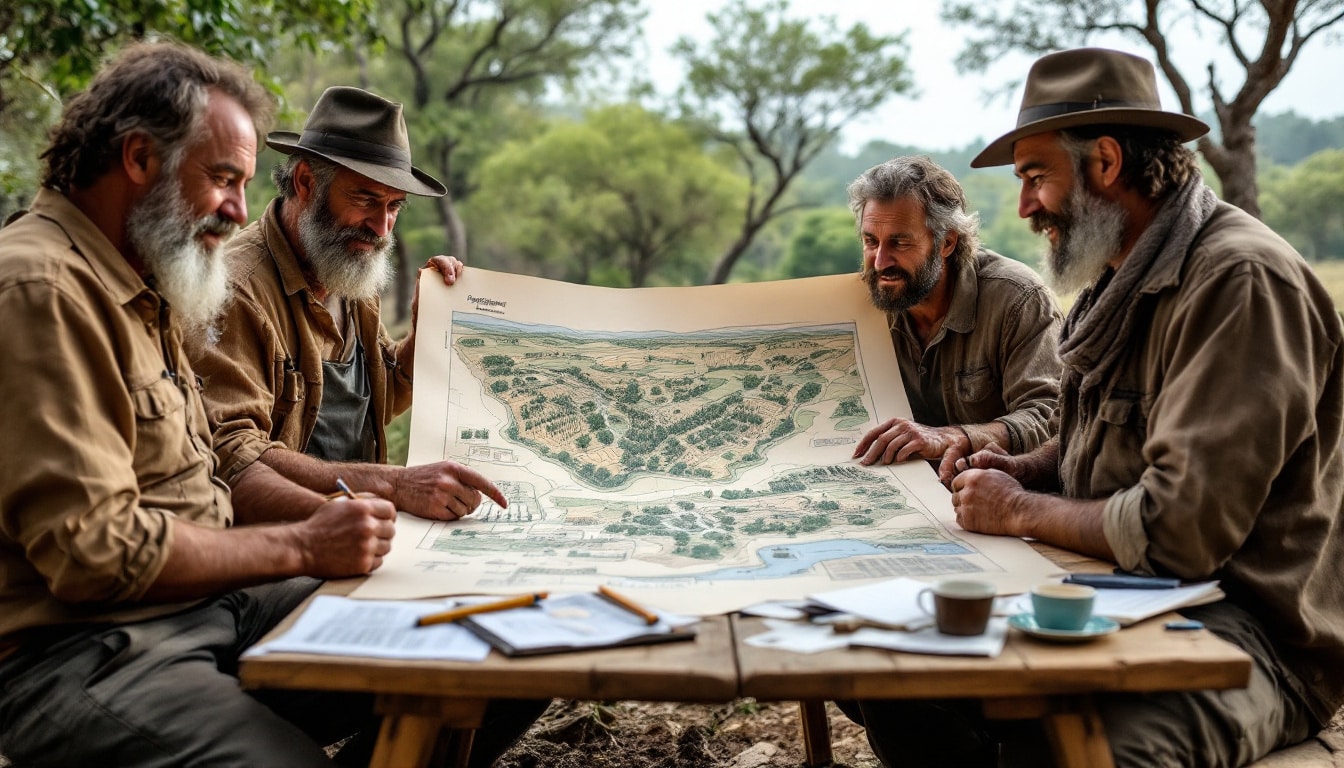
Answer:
[1092, 390, 1151, 492]
[129, 375, 188, 479]
[954, 365, 996, 403]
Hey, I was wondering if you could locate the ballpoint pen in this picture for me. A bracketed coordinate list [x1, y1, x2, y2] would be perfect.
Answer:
[414, 592, 549, 627]
[598, 585, 660, 626]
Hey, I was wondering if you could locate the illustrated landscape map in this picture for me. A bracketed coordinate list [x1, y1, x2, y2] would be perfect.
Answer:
[352, 270, 1060, 614]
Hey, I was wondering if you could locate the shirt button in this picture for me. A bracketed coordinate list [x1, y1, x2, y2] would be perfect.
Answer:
[918, 366, 927, 375]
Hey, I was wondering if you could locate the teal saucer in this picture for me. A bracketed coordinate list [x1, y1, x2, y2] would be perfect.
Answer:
[1008, 613, 1120, 643]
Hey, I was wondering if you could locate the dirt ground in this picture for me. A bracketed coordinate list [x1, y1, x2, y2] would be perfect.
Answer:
[494, 699, 880, 768]
[494, 699, 1344, 768]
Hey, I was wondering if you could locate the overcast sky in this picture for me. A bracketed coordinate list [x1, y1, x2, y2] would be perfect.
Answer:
[641, 0, 1344, 153]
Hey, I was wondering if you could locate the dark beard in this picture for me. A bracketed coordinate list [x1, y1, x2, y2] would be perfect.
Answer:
[862, 246, 943, 313]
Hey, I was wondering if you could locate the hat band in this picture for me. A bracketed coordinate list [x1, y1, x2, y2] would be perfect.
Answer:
[1017, 99, 1155, 127]
[297, 130, 412, 170]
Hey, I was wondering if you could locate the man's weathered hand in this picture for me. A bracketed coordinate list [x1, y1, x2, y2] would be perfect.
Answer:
[949, 468, 1024, 536]
[299, 495, 397, 577]
[393, 460, 508, 521]
[409, 255, 463, 333]
[853, 417, 968, 465]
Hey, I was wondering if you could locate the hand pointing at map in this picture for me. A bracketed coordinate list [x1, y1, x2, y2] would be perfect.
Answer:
[391, 461, 508, 521]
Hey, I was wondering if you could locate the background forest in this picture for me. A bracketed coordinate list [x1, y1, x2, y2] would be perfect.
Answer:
[3, 0, 1343, 325]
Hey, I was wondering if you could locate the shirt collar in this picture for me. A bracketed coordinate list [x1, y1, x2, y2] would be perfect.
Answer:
[260, 197, 315, 298]
[940, 255, 979, 335]
[28, 188, 150, 307]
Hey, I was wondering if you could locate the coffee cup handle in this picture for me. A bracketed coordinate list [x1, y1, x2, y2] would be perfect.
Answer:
[917, 587, 935, 618]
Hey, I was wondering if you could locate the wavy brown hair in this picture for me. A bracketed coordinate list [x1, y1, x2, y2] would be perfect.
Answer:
[1060, 125, 1201, 200]
[41, 41, 275, 192]
[846, 155, 981, 271]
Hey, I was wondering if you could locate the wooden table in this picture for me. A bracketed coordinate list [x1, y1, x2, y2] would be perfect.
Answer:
[240, 577, 1252, 768]
[735, 614, 1252, 768]
[240, 579, 738, 768]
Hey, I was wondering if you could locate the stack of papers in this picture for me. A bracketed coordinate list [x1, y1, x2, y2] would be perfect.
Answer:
[244, 596, 492, 661]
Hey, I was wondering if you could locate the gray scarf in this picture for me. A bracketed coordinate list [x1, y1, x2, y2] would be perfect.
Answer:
[1059, 177, 1220, 397]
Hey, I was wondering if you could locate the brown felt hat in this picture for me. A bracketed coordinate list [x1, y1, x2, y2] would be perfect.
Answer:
[971, 48, 1209, 168]
[267, 86, 446, 197]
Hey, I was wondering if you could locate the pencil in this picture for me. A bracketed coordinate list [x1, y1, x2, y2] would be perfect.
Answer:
[335, 477, 357, 499]
[414, 592, 549, 627]
[598, 584, 659, 625]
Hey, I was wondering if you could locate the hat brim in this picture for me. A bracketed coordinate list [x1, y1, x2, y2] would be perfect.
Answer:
[970, 109, 1210, 168]
[267, 132, 447, 197]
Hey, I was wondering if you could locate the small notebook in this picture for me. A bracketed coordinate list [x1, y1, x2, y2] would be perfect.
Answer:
[460, 592, 698, 657]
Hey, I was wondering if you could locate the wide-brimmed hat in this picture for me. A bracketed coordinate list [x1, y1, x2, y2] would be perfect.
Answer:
[971, 48, 1209, 168]
[267, 86, 446, 197]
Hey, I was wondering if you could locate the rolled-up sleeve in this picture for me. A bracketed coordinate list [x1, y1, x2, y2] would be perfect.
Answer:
[192, 293, 291, 485]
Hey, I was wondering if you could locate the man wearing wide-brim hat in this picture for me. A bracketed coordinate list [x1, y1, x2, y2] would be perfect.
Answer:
[852, 48, 1344, 768]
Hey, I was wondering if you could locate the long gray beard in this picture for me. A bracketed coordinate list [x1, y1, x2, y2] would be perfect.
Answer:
[127, 178, 233, 333]
[297, 195, 394, 301]
[1043, 184, 1128, 295]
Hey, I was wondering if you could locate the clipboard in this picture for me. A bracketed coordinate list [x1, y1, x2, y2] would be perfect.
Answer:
[458, 592, 698, 657]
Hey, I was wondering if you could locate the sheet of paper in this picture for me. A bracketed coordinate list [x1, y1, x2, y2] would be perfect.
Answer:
[354, 270, 1064, 613]
[1008, 582, 1223, 626]
[807, 577, 930, 628]
[244, 595, 492, 661]
[847, 617, 1010, 657]
[743, 619, 855, 654]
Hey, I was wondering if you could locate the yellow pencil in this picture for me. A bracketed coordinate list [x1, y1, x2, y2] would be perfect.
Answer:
[598, 585, 659, 626]
[415, 592, 549, 627]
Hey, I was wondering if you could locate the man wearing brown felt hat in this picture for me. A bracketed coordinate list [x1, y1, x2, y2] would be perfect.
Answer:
[189, 87, 548, 762]
[846, 48, 1344, 768]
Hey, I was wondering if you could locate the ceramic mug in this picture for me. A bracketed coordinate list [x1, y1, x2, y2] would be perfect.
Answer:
[1030, 583, 1096, 631]
[917, 579, 996, 636]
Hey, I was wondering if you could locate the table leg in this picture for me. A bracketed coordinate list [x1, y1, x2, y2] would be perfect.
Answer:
[798, 700, 833, 767]
[370, 694, 489, 768]
[1041, 698, 1115, 768]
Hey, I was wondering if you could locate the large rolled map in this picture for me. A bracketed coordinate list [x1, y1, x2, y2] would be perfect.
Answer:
[351, 269, 1061, 613]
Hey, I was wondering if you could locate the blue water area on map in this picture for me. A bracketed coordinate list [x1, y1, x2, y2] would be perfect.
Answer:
[644, 538, 972, 582]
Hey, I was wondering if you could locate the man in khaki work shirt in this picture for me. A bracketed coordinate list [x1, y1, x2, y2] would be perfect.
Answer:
[851, 49, 1344, 768]
[847, 156, 1062, 485]
[0, 42, 406, 766]
[189, 86, 508, 522]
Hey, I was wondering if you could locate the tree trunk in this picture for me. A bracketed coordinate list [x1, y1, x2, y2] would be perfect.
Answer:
[435, 191, 469, 261]
[1201, 116, 1261, 218]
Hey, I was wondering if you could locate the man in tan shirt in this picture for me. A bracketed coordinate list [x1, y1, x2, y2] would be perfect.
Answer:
[848, 156, 1062, 485]
[0, 44, 530, 767]
[189, 86, 507, 522]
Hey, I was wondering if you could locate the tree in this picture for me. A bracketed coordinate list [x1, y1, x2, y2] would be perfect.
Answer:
[941, 0, 1344, 217]
[776, 208, 859, 279]
[472, 104, 744, 287]
[0, 0, 377, 115]
[377, 0, 643, 261]
[1261, 149, 1344, 260]
[673, 0, 913, 284]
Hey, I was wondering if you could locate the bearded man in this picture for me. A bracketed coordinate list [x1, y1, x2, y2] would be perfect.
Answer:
[190, 87, 511, 523]
[847, 156, 1062, 484]
[0, 42, 425, 766]
[921, 48, 1344, 768]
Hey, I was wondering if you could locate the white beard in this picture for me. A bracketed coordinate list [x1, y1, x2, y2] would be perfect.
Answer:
[127, 177, 234, 333]
[296, 185, 394, 301]
[1042, 183, 1128, 295]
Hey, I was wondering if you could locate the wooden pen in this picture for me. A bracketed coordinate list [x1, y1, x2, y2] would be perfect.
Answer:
[414, 592, 549, 627]
[598, 585, 659, 625]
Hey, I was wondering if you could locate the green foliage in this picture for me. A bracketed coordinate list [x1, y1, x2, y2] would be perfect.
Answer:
[471, 103, 743, 286]
[777, 208, 859, 278]
[1256, 112, 1344, 166]
[674, 0, 914, 283]
[1261, 149, 1344, 261]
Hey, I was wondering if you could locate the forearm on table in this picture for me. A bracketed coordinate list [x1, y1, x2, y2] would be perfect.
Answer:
[259, 448, 400, 508]
[1011, 492, 1114, 562]
[142, 518, 306, 601]
[959, 421, 1010, 454]
[230, 460, 328, 524]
